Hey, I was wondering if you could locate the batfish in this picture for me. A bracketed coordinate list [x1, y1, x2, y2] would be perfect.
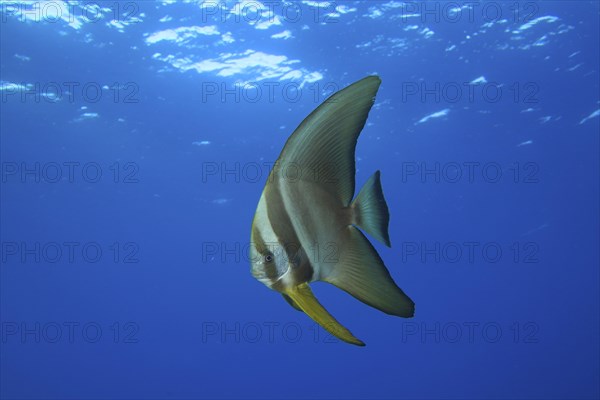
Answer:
[250, 76, 414, 346]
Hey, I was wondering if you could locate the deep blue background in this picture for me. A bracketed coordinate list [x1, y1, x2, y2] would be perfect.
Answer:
[1, 1, 599, 399]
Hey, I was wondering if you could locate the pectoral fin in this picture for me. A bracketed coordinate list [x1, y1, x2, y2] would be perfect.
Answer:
[284, 283, 365, 346]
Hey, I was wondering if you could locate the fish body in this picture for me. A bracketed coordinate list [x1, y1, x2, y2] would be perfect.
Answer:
[250, 76, 414, 346]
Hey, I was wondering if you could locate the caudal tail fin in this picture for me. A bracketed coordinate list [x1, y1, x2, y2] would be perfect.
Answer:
[350, 170, 391, 247]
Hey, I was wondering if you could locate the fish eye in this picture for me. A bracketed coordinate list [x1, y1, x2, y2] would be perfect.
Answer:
[264, 254, 273, 263]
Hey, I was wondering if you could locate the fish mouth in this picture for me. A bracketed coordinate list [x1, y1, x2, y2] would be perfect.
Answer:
[250, 266, 272, 287]
[250, 263, 266, 280]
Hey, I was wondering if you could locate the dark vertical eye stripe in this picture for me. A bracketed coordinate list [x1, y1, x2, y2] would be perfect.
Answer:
[251, 223, 278, 280]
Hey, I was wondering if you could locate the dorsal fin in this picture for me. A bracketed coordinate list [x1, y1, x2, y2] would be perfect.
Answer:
[274, 76, 381, 206]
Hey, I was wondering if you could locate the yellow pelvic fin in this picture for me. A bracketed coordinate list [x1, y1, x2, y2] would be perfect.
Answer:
[284, 283, 365, 346]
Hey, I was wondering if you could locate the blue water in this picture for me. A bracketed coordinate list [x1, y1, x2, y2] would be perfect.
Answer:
[1, 1, 599, 399]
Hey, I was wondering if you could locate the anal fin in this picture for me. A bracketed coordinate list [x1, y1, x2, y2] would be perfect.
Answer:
[323, 226, 414, 317]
